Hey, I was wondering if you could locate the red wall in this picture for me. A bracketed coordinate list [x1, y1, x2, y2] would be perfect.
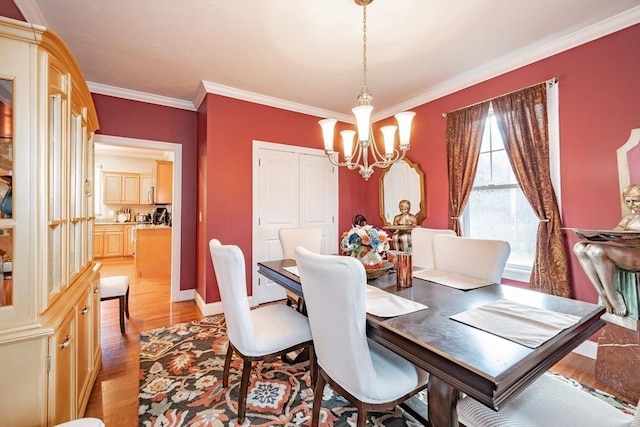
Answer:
[92, 94, 198, 291]
[197, 95, 367, 302]
[0, 0, 24, 20]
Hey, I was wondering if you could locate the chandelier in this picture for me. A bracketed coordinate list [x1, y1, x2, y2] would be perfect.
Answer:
[319, 0, 415, 181]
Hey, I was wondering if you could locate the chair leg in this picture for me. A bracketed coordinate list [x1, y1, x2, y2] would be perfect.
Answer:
[124, 287, 130, 318]
[237, 358, 252, 424]
[223, 345, 233, 387]
[308, 344, 317, 387]
[118, 295, 125, 334]
[312, 370, 326, 427]
[356, 408, 367, 427]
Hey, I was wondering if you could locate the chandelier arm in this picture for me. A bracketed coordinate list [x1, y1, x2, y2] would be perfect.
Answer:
[367, 131, 388, 164]
[347, 142, 364, 170]
[368, 149, 408, 170]
[326, 141, 364, 170]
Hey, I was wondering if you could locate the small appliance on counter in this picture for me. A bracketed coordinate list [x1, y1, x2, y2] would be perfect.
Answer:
[152, 206, 170, 225]
[135, 212, 151, 223]
[115, 208, 131, 223]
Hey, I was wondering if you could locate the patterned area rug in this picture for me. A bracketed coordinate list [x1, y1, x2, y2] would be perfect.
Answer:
[139, 315, 635, 426]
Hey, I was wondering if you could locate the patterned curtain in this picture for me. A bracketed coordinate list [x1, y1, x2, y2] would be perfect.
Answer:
[445, 103, 490, 235]
[492, 83, 570, 297]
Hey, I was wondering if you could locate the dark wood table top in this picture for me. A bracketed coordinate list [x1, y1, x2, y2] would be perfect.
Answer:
[257, 259, 606, 427]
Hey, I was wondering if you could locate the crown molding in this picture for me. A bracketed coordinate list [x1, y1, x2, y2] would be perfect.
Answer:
[197, 80, 354, 123]
[19, 0, 637, 120]
[378, 6, 640, 118]
[87, 82, 196, 111]
[13, 0, 47, 26]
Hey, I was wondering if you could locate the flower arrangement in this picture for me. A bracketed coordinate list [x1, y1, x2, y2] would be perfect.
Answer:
[340, 225, 390, 268]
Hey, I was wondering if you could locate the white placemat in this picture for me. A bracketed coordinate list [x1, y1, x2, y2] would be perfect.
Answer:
[366, 285, 428, 318]
[283, 266, 300, 277]
[413, 269, 492, 290]
[450, 299, 582, 348]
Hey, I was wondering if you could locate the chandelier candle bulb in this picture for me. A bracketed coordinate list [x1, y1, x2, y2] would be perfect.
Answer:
[319, 119, 337, 152]
[380, 125, 397, 156]
[353, 105, 373, 142]
[395, 111, 416, 149]
[340, 130, 356, 159]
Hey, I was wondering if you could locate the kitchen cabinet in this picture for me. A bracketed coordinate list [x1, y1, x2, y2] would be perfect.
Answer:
[103, 173, 121, 204]
[140, 174, 154, 205]
[103, 172, 140, 204]
[93, 232, 104, 258]
[154, 160, 173, 204]
[135, 227, 171, 278]
[0, 17, 101, 426]
[94, 224, 127, 258]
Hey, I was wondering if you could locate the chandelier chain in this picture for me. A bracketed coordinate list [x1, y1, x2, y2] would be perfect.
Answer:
[362, 4, 368, 92]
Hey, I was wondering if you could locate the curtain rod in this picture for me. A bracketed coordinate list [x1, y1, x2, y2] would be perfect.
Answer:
[441, 77, 558, 118]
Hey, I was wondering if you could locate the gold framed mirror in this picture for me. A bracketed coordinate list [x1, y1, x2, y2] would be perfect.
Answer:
[378, 157, 426, 226]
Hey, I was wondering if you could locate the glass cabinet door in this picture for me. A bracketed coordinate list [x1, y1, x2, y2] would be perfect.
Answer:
[47, 62, 69, 299]
[0, 78, 13, 307]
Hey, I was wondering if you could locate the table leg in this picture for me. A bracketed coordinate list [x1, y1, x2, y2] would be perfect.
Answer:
[427, 375, 460, 427]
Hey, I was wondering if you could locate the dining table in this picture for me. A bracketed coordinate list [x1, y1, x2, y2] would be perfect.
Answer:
[257, 259, 606, 427]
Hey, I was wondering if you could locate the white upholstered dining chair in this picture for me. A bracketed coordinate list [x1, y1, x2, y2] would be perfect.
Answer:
[278, 227, 322, 309]
[54, 418, 105, 427]
[208, 239, 315, 424]
[295, 247, 429, 427]
[457, 372, 639, 427]
[411, 227, 456, 269]
[432, 234, 510, 283]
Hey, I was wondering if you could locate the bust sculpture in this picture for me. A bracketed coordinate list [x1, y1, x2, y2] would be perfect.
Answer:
[573, 184, 640, 317]
[393, 200, 418, 227]
[391, 200, 418, 251]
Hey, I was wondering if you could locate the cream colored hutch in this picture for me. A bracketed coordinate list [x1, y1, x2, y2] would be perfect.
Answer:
[0, 17, 101, 426]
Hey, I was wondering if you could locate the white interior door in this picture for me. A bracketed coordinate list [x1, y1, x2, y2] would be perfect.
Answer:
[299, 153, 336, 253]
[252, 141, 338, 305]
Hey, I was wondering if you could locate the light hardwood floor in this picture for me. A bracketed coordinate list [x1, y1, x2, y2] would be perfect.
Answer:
[84, 258, 202, 426]
[84, 258, 627, 426]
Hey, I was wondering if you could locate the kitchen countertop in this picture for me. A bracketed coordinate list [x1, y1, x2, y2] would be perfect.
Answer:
[95, 220, 171, 228]
[135, 224, 171, 229]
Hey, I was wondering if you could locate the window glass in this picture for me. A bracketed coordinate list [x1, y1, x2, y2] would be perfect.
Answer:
[464, 111, 538, 275]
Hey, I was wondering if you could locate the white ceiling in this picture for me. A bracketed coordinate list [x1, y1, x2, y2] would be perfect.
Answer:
[14, 0, 640, 122]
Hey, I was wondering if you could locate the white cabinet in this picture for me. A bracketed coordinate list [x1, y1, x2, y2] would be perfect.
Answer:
[0, 16, 101, 426]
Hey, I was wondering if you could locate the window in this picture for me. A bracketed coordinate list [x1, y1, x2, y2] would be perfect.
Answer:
[462, 110, 538, 282]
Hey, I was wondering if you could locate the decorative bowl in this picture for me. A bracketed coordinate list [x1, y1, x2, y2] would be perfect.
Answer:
[365, 261, 394, 281]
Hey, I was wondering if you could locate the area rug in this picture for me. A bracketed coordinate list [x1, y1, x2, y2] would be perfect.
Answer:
[139, 315, 635, 426]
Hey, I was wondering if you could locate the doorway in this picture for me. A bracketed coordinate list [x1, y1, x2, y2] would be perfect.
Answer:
[94, 134, 184, 303]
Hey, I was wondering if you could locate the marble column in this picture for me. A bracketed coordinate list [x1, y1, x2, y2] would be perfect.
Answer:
[596, 321, 640, 403]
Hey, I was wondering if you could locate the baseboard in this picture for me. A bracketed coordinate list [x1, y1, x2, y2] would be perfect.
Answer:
[193, 292, 254, 317]
[173, 288, 195, 302]
[573, 339, 597, 359]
